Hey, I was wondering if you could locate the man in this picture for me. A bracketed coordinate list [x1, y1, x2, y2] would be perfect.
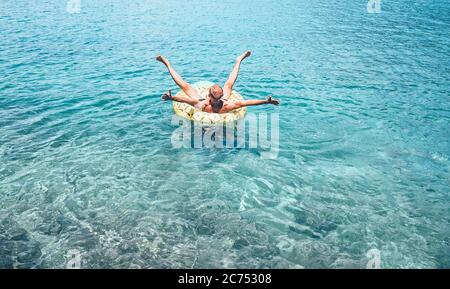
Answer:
[156, 51, 279, 113]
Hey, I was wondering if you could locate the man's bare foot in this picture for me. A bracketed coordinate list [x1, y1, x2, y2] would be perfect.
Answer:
[156, 55, 168, 65]
[237, 50, 251, 62]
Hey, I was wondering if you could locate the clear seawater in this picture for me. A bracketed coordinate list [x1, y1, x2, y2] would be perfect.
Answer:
[0, 0, 449, 268]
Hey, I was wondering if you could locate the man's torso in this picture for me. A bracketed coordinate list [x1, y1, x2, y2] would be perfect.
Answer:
[195, 98, 234, 114]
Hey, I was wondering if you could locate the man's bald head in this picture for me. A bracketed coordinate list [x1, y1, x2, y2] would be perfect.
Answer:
[209, 84, 224, 100]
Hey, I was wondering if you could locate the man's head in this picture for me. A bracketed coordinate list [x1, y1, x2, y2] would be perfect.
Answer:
[208, 84, 224, 100]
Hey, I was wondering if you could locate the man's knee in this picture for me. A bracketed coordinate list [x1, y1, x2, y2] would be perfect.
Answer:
[224, 83, 232, 91]
[181, 83, 191, 92]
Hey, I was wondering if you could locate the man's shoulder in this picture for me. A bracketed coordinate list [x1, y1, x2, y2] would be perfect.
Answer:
[220, 101, 236, 113]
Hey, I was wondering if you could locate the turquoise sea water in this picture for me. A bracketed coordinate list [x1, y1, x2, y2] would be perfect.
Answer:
[0, 0, 449, 268]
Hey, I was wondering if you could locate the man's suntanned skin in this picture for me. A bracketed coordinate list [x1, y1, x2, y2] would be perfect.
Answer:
[156, 51, 280, 113]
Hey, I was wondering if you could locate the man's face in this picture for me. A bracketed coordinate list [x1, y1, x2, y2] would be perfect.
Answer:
[209, 84, 224, 100]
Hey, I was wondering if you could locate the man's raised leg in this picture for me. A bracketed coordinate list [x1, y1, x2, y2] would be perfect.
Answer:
[156, 55, 200, 98]
[223, 50, 251, 97]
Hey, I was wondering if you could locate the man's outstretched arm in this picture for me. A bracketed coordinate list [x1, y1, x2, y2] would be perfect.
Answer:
[227, 96, 280, 110]
[161, 90, 199, 106]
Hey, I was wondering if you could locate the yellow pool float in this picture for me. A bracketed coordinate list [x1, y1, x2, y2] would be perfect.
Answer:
[173, 81, 246, 124]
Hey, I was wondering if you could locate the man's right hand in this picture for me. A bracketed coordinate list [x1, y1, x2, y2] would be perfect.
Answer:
[267, 96, 280, 105]
[161, 90, 173, 101]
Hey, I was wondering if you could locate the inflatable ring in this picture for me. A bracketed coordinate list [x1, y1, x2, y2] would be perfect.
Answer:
[173, 81, 246, 124]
